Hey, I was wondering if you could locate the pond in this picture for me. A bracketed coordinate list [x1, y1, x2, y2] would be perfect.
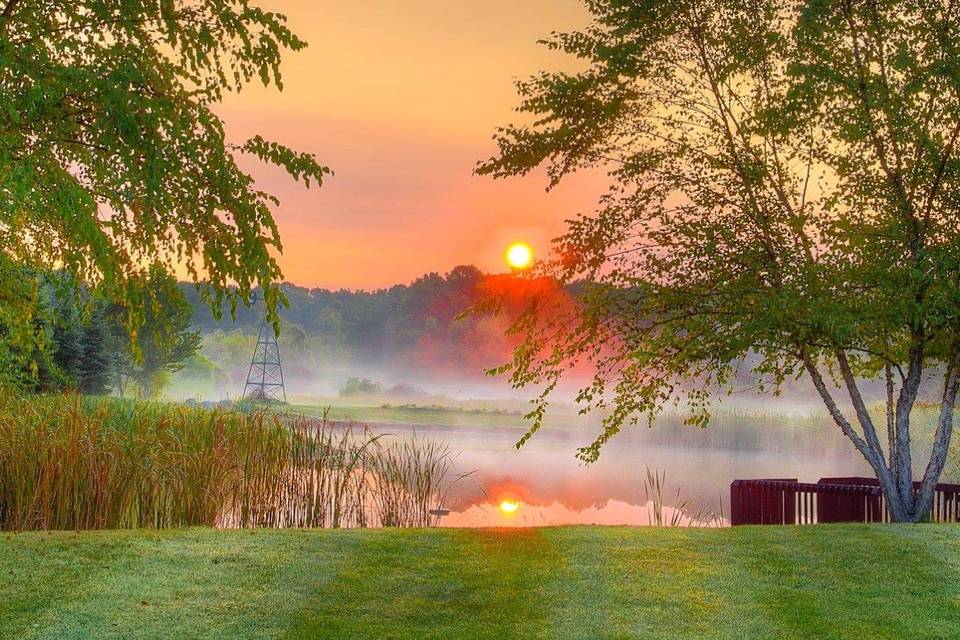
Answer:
[360, 421, 872, 528]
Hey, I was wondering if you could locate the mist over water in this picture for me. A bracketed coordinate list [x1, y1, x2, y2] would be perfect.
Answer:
[170, 333, 883, 527]
[168, 274, 921, 528]
[349, 416, 871, 528]
[169, 322, 911, 528]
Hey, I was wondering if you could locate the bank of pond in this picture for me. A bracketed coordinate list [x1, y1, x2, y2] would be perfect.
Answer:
[0, 394, 455, 531]
[1, 393, 943, 531]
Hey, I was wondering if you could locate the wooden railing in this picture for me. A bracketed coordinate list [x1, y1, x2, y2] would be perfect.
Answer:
[730, 477, 960, 525]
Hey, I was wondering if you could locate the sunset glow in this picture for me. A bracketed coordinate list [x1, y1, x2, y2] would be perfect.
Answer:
[505, 242, 534, 270]
[212, 0, 598, 289]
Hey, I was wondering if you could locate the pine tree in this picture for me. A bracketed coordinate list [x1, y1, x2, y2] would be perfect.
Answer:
[50, 303, 83, 388]
[78, 308, 111, 395]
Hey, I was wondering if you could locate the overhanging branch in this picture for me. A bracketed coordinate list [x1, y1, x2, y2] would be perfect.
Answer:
[1, 0, 21, 19]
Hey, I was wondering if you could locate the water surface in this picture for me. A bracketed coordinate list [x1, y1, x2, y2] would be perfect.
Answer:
[359, 421, 871, 527]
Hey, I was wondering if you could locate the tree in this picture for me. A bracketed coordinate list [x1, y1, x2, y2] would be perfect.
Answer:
[77, 307, 111, 395]
[479, 0, 960, 522]
[105, 321, 135, 398]
[50, 301, 83, 385]
[41, 275, 121, 394]
[49, 300, 113, 394]
[339, 377, 384, 397]
[0, 257, 48, 387]
[0, 0, 329, 338]
[108, 268, 201, 399]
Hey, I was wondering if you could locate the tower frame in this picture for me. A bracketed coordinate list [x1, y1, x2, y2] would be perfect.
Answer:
[242, 314, 286, 403]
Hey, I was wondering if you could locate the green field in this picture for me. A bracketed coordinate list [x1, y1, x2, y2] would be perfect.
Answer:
[3, 525, 958, 639]
[285, 400, 548, 428]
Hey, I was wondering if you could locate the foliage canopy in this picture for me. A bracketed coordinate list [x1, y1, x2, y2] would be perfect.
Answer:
[0, 0, 329, 331]
[480, 0, 960, 521]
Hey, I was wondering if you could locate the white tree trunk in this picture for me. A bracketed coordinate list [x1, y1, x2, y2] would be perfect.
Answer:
[804, 350, 959, 523]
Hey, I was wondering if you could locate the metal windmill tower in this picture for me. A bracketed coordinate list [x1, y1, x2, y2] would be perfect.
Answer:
[242, 296, 287, 403]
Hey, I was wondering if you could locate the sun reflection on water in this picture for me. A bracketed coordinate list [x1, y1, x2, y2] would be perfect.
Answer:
[498, 500, 520, 514]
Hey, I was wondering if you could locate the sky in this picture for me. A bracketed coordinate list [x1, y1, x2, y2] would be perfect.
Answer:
[216, 0, 607, 290]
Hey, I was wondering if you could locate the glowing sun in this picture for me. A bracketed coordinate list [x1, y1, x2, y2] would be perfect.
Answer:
[505, 242, 534, 270]
[499, 500, 520, 514]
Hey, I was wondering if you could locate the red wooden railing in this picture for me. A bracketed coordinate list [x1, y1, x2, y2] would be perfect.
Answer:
[730, 477, 960, 525]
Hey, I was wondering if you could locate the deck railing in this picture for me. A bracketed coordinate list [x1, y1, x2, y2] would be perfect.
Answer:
[730, 477, 960, 525]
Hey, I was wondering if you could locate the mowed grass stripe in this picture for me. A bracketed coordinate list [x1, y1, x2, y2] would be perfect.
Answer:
[0, 530, 122, 637]
[540, 528, 728, 639]
[2, 530, 365, 640]
[2, 526, 960, 639]
[283, 528, 566, 639]
[736, 525, 960, 639]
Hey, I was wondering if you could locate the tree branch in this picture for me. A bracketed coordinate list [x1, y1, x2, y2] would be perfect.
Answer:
[1, 0, 21, 19]
[687, 19, 783, 286]
[801, 350, 886, 473]
[915, 353, 960, 519]
[840, 0, 920, 238]
[835, 349, 886, 459]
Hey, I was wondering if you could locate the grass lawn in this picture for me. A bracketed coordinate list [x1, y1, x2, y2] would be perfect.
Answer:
[2, 525, 958, 639]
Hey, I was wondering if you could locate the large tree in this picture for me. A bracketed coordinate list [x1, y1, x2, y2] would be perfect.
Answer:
[0, 256, 47, 386]
[479, 0, 960, 522]
[105, 267, 200, 398]
[0, 0, 329, 337]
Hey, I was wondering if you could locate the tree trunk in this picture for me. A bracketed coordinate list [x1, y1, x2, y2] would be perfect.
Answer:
[885, 364, 897, 487]
[892, 347, 923, 516]
[912, 355, 960, 521]
[805, 349, 959, 523]
[875, 471, 909, 522]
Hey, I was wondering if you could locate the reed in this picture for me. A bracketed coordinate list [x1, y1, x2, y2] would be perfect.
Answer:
[643, 467, 726, 527]
[367, 436, 460, 528]
[0, 393, 456, 531]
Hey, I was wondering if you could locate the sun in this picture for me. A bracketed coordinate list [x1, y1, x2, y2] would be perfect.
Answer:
[505, 242, 534, 270]
[499, 500, 520, 514]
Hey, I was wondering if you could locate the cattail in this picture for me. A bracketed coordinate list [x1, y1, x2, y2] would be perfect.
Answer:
[0, 392, 460, 531]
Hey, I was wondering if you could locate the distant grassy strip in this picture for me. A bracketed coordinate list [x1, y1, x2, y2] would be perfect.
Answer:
[2, 525, 959, 639]
[286, 401, 956, 461]
[285, 402, 551, 429]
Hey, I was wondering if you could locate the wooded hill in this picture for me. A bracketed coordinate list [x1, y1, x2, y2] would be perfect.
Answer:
[176, 266, 567, 397]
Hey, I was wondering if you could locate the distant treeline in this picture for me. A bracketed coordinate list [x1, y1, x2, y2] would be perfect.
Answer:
[177, 267, 852, 402]
[186, 265, 497, 347]
[1, 264, 200, 398]
[178, 268, 837, 403]
[180, 266, 561, 389]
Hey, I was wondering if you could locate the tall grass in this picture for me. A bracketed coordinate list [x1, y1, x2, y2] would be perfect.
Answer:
[367, 436, 465, 527]
[643, 467, 726, 528]
[0, 394, 457, 531]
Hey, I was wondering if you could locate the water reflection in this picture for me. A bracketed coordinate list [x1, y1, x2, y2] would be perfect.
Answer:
[445, 499, 715, 528]
[358, 421, 871, 528]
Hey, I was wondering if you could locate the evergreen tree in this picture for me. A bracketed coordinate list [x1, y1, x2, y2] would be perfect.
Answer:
[50, 304, 83, 387]
[78, 309, 111, 395]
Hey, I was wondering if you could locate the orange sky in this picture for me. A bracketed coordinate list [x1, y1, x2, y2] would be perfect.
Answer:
[216, 0, 607, 290]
